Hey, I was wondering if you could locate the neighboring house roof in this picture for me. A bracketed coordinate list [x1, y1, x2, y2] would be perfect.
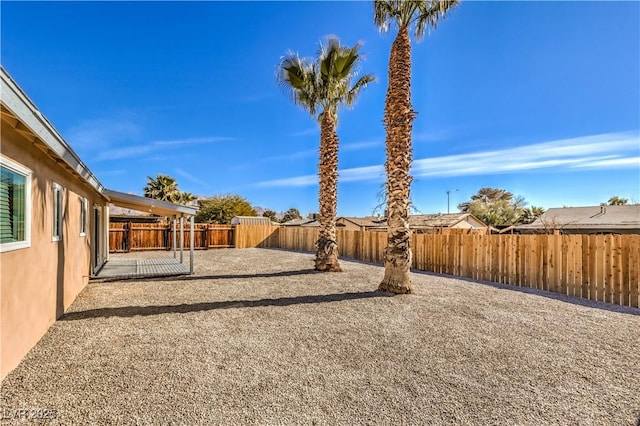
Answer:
[1, 66, 198, 218]
[338, 216, 387, 228]
[408, 213, 487, 228]
[517, 205, 640, 232]
[280, 214, 487, 230]
[281, 218, 315, 226]
[301, 219, 320, 227]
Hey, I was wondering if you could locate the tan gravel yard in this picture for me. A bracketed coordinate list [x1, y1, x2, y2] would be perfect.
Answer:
[2, 248, 639, 425]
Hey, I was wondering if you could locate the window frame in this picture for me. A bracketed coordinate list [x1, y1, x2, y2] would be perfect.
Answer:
[52, 182, 64, 242]
[79, 197, 88, 237]
[0, 156, 32, 253]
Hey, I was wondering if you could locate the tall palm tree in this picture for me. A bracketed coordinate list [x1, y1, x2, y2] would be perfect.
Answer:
[143, 174, 181, 203]
[375, 0, 458, 293]
[278, 36, 375, 272]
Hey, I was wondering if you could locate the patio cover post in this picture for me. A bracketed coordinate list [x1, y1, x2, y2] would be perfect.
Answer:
[180, 216, 184, 263]
[173, 216, 177, 259]
[189, 215, 195, 274]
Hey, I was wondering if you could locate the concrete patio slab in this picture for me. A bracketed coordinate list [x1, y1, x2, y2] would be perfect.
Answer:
[92, 258, 188, 281]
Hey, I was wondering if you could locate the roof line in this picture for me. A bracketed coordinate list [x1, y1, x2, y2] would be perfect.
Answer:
[0, 66, 105, 194]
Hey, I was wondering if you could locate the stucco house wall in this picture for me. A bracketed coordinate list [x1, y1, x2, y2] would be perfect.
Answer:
[1, 124, 107, 379]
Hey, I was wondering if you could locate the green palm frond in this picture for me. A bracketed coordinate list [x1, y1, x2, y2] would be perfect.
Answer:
[278, 36, 375, 122]
[277, 53, 319, 117]
[346, 74, 377, 107]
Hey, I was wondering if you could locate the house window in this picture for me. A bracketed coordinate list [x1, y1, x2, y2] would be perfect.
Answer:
[80, 197, 87, 236]
[0, 157, 31, 252]
[52, 183, 63, 241]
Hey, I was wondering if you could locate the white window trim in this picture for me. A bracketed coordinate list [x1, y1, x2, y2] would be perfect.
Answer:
[0, 156, 32, 253]
[80, 197, 87, 237]
[52, 182, 63, 242]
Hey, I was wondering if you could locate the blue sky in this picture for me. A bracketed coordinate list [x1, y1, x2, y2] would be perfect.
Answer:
[2, 1, 639, 217]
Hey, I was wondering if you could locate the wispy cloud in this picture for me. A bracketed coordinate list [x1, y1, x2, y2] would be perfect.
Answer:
[175, 168, 208, 187]
[96, 145, 153, 161]
[66, 117, 142, 152]
[254, 140, 380, 165]
[413, 130, 450, 143]
[256, 132, 639, 188]
[342, 140, 381, 151]
[94, 135, 236, 161]
[260, 149, 318, 163]
[154, 136, 237, 146]
[290, 127, 318, 137]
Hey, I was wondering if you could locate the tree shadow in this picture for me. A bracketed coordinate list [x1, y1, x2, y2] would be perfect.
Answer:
[158, 268, 319, 282]
[61, 291, 392, 321]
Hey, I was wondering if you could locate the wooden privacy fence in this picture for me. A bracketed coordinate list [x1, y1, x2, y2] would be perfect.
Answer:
[109, 223, 234, 252]
[235, 225, 640, 308]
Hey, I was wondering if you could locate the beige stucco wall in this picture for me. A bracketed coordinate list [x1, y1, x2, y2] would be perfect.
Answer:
[0, 125, 106, 379]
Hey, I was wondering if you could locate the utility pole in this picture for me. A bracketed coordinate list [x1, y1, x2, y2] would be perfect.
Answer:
[447, 189, 458, 214]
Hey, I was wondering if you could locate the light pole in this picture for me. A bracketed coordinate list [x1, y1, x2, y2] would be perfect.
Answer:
[446, 189, 458, 214]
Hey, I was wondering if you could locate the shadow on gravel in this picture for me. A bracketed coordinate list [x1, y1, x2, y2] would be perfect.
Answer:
[61, 291, 392, 321]
[121, 269, 319, 283]
[411, 269, 640, 316]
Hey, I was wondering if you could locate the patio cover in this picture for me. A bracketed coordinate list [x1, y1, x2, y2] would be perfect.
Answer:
[102, 189, 199, 274]
[103, 189, 197, 218]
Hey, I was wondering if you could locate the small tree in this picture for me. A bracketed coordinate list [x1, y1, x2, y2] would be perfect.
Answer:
[520, 206, 545, 224]
[262, 209, 278, 222]
[458, 187, 528, 227]
[195, 194, 256, 224]
[281, 208, 302, 223]
[602, 196, 629, 206]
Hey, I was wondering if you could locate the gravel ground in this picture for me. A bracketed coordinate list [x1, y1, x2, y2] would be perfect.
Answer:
[2, 248, 639, 425]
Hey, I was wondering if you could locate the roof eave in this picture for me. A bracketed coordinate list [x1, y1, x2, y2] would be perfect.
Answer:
[103, 189, 198, 217]
[0, 67, 105, 195]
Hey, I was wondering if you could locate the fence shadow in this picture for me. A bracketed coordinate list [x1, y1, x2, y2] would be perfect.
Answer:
[145, 268, 318, 282]
[411, 269, 640, 316]
[61, 291, 392, 321]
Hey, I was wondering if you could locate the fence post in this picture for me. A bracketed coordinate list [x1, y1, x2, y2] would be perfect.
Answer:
[126, 221, 132, 253]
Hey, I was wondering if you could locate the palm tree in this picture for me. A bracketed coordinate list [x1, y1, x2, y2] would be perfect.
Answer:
[375, 0, 458, 293]
[143, 174, 181, 203]
[278, 36, 375, 272]
[178, 192, 197, 205]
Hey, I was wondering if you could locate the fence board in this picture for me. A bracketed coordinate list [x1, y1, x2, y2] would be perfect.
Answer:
[628, 235, 640, 308]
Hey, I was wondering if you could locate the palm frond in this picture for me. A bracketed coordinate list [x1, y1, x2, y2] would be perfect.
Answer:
[374, 0, 459, 39]
[415, 0, 459, 39]
[346, 74, 376, 107]
[277, 52, 319, 117]
[278, 36, 375, 121]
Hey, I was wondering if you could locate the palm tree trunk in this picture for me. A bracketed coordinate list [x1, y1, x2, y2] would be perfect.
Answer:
[379, 26, 414, 294]
[316, 112, 342, 272]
